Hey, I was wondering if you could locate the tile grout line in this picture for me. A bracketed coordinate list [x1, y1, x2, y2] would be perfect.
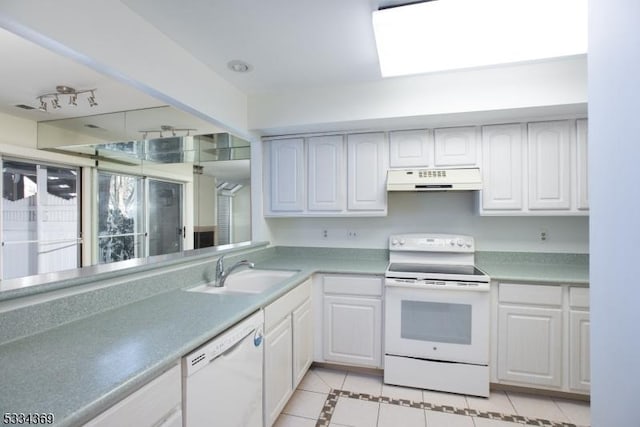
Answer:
[315, 389, 586, 427]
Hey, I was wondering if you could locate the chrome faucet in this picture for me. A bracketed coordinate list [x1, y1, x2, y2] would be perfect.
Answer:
[212, 255, 255, 287]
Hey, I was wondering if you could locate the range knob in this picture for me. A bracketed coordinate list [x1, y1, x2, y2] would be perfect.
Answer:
[449, 240, 456, 247]
[457, 239, 464, 247]
[391, 239, 399, 246]
[465, 241, 472, 248]
[399, 239, 406, 246]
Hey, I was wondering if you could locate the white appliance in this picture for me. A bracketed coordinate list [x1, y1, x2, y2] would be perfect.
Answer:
[384, 233, 490, 397]
[182, 310, 264, 427]
[386, 168, 482, 191]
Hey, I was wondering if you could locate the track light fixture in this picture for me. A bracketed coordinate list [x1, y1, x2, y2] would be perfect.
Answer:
[139, 125, 196, 139]
[36, 85, 98, 112]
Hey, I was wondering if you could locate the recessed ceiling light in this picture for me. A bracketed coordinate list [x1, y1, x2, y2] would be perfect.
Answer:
[372, 0, 587, 77]
[227, 60, 252, 73]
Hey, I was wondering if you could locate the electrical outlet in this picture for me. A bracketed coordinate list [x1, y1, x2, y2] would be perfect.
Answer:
[322, 229, 328, 239]
[347, 230, 357, 240]
[539, 228, 548, 242]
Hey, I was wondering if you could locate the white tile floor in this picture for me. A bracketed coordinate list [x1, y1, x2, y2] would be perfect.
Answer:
[274, 367, 591, 427]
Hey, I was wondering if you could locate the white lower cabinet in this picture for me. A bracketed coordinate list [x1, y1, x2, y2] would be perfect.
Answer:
[320, 274, 383, 368]
[263, 279, 312, 427]
[569, 287, 590, 392]
[264, 315, 293, 426]
[292, 298, 313, 386]
[497, 304, 563, 387]
[84, 364, 182, 427]
[495, 282, 590, 394]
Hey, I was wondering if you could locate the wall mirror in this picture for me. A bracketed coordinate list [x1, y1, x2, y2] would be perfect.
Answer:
[1, 106, 251, 286]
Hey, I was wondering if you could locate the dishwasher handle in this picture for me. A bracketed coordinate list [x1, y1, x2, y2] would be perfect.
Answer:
[215, 327, 263, 361]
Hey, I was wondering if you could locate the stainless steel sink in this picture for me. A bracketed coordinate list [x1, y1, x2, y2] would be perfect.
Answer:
[187, 268, 298, 295]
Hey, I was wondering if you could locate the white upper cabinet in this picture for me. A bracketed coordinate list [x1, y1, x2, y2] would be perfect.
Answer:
[347, 133, 388, 211]
[269, 138, 305, 212]
[307, 135, 345, 211]
[576, 119, 589, 210]
[479, 119, 588, 216]
[264, 133, 387, 216]
[528, 121, 571, 210]
[481, 124, 524, 211]
[389, 129, 432, 168]
[434, 126, 478, 166]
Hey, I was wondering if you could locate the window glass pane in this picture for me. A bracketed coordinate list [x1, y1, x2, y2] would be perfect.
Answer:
[400, 300, 472, 345]
[97, 172, 143, 264]
[148, 180, 182, 256]
[3, 160, 37, 201]
[2, 160, 79, 280]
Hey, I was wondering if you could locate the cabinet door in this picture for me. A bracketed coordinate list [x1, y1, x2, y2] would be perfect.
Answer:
[497, 305, 562, 387]
[389, 129, 432, 168]
[85, 365, 181, 427]
[264, 315, 293, 427]
[576, 119, 589, 210]
[528, 121, 571, 210]
[347, 133, 388, 211]
[270, 138, 305, 212]
[323, 295, 382, 368]
[434, 126, 478, 166]
[569, 310, 590, 392]
[292, 298, 313, 388]
[481, 124, 523, 210]
[308, 135, 345, 211]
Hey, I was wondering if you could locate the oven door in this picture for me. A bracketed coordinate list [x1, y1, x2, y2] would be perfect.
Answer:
[385, 280, 489, 365]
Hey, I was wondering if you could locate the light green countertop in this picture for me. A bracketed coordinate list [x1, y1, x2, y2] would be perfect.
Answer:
[0, 247, 587, 426]
[0, 249, 387, 427]
[476, 251, 589, 285]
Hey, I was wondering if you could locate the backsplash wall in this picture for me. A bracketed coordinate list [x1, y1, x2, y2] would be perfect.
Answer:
[266, 192, 589, 253]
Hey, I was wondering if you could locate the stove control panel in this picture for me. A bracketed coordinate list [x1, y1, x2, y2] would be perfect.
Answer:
[389, 233, 474, 252]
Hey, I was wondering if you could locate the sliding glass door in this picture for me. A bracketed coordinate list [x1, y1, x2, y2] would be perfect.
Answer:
[97, 172, 183, 264]
[148, 179, 182, 256]
[97, 172, 144, 264]
[1, 159, 80, 280]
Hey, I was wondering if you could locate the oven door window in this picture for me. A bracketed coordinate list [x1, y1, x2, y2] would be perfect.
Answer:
[401, 300, 472, 345]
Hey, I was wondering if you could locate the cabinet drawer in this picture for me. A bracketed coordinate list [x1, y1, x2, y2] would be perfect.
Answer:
[569, 287, 590, 309]
[265, 279, 311, 331]
[323, 275, 382, 296]
[499, 283, 562, 306]
[84, 364, 181, 427]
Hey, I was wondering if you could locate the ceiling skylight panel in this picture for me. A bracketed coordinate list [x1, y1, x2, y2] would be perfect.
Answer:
[372, 0, 587, 77]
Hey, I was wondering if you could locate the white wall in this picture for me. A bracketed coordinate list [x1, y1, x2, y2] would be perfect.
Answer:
[0, 0, 248, 136]
[249, 56, 587, 135]
[267, 192, 588, 253]
[589, 0, 640, 424]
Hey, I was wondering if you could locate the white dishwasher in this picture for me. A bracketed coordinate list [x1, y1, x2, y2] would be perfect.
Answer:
[182, 310, 264, 427]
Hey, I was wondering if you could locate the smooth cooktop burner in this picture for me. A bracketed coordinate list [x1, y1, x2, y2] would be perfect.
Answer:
[387, 263, 487, 277]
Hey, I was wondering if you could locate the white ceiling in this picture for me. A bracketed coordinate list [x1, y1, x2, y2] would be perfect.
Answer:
[122, 0, 385, 95]
[0, 27, 165, 122]
[0, 1, 587, 134]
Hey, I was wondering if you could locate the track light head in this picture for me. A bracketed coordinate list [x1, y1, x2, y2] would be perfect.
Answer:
[69, 95, 77, 106]
[88, 91, 98, 107]
[51, 96, 61, 110]
[38, 98, 47, 112]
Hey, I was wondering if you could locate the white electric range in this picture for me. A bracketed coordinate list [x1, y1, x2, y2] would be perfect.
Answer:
[383, 233, 491, 397]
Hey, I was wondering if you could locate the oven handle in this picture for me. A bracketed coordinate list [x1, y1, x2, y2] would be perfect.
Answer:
[384, 279, 490, 292]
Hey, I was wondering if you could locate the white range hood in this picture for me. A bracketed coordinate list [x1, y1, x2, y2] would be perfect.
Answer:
[387, 168, 482, 192]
